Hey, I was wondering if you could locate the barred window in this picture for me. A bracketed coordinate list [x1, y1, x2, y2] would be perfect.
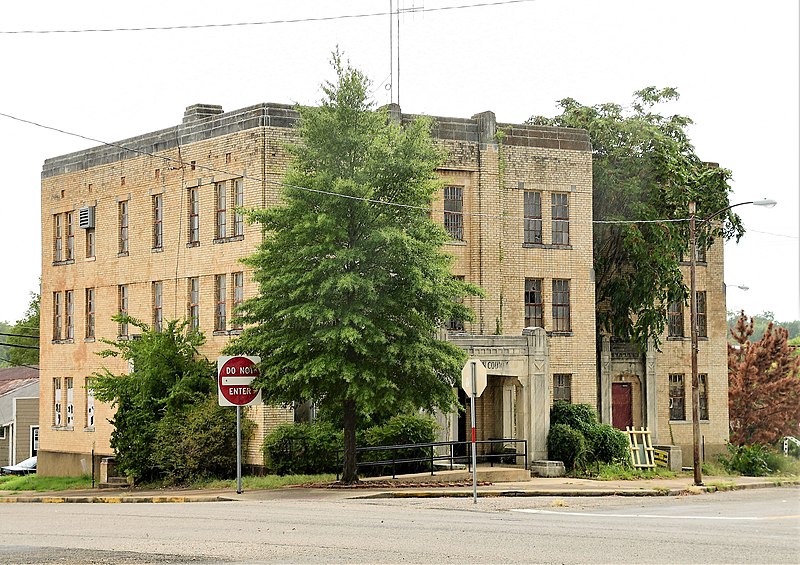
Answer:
[233, 179, 245, 237]
[152, 194, 163, 249]
[524, 278, 544, 329]
[188, 277, 200, 331]
[669, 373, 685, 421]
[553, 373, 572, 402]
[443, 186, 463, 241]
[524, 191, 542, 244]
[232, 272, 244, 330]
[698, 373, 709, 421]
[152, 281, 163, 333]
[552, 279, 571, 333]
[188, 188, 200, 244]
[118, 285, 129, 337]
[85, 288, 95, 339]
[696, 291, 707, 338]
[215, 181, 227, 239]
[668, 300, 684, 337]
[215, 274, 227, 331]
[552, 193, 569, 245]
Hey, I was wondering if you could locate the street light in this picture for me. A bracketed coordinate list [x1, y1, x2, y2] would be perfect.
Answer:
[724, 284, 749, 292]
[688, 198, 776, 486]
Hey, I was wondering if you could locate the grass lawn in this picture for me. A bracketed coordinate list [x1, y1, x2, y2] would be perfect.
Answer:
[0, 474, 93, 492]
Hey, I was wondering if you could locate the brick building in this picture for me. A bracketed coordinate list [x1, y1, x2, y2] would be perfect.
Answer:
[38, 102, 727, 477]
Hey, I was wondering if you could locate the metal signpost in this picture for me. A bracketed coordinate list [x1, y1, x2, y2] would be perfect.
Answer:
[461, 358, 487, 504]
[218, 355, 262, 494]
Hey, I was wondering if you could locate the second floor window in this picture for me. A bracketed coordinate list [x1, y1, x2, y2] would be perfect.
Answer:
[668, 300, 684, 337]
[233, 178, 244, 237]
[524, 191, 542, 244]
[524, 278, 543, 328]
[188, 188, 200, 244]
[443, 186, 463, 241]
[215, 274, 227, 331]
[552, 279, 571, 333]
[85, 288, 95, 339]
[118, 285, 128, 337]
[188, 277, 200, 331]
[153, 281, 163, 332]
[699, 373, 709, 421]
[53, 213, 63, 262]
[118, 200, 129, 255]
[215, 181, 227, 239]
[66, 211, 75, 261]
[552, 193, 569, 245]
[152, 194, 163, 249]
[696, 291, 707, 338]
[669, 373, 685, 420]
[232, 272, 244, 330]
[65, 290, 74, 340]
[53, 291, 62, 341]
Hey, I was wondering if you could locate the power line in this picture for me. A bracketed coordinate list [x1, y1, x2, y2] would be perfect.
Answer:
[0, 332, 39, 339]
[0, 343, 39, 350]
[0, 108, 700, 228]
[0, 1, 537, 35]
[0, 355, 39, 371]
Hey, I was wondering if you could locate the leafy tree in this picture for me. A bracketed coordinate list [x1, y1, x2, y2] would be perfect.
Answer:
[226, 53, 480, 483]
[2, 292, 40, 367]
[93, 316, 219, 482]
[728, 312, 800, 445]
[530, 88, 743, 348]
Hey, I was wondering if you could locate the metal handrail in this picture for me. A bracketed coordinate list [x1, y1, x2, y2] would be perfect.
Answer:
[336, 438, 527, 480]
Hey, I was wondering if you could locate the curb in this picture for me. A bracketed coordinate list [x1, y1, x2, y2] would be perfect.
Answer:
[0, 495, 229, 503]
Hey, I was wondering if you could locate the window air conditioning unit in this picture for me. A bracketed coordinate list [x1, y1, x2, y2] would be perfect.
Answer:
[79, 206, 95, 229]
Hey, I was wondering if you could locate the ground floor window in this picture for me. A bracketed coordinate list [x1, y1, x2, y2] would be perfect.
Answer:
[553, 373, 572, 402]
[669, 373, 685, 421]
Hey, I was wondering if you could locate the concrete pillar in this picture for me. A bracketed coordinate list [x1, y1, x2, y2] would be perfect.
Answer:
[599, 336, 612, 424]
[645, 339, 659, 441]
[525, 328, 550, 461]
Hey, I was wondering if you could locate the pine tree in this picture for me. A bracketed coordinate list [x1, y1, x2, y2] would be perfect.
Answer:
[226, 53, 480, 483]
[728, 312, 800, 445]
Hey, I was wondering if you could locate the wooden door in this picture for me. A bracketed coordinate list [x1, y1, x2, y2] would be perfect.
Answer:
[612, 382, 633, 430]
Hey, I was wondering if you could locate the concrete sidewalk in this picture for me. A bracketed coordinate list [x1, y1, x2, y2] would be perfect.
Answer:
[2, 469, 797, 503]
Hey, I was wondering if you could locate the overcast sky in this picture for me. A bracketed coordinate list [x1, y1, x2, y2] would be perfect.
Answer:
[1, 0, 797, 325]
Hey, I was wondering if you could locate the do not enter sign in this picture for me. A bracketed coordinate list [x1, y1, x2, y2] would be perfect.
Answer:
[217, 356, 262, 407]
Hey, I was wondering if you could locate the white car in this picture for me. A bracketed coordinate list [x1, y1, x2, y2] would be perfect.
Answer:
[1, 455, 37, 475]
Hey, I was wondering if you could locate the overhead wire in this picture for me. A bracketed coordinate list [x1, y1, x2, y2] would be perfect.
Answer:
[0, 356, 39, 370]
[0, 0, 537, 35]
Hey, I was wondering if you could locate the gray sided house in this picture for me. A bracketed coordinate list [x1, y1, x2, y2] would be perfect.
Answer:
[0, 366, 39, 466]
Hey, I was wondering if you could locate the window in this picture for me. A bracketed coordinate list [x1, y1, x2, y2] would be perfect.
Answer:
[85, 378, 95, 429]
[65, 377, 74, 427]
[53, 291, 62, 341]
[524, 191, 542, 244]
[188, 277, 200, 331]
[152, 194, 163, 249]
[188, 187, 200, 244]
[233, 178, 244, 237]
[53, 378, 62, 426]
[86, 227, 95, 258]
[232, 272, 244, 330]
[446, 275, 465, 331]
[698, 373, 709, 421]
[65, 290, 74, 340]
[66, 211, 75, 261]
[552, 193, 569, 245]
[552, 279, 571, 333]
[696, 291, 707, 338]
[669, 373, 685, 420]
[85, 288, 95, 339]
[443, 186, 463, 241]
[553, 374, 572, 402]
[524, 278, 544, 328]
[118, 200, 129, 255]
[152, 281, 163, 332]
[668, 300, 684, 337]
[215, 181, 227, 239]
[53, 213, 63, 262]
[118, 285, 129, 337]
[695, 245, 707, 263]
[215, 274, 227, 331]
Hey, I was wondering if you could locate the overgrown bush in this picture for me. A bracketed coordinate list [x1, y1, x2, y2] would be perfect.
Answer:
[551, 401, 597, 436]
[547, 423, 588, 471]
[153, 396, 251, 485]
[587, 423, 630, 464]
[719, 443, 779, 476]
[360, 414, 439, 475]
[263, 421, 342, 475]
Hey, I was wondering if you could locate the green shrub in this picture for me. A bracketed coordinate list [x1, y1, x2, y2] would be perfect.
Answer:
[263, 421, 342, 475]
[547, 423, 588, 471]
[153, 396, 251, 485]
[551, 401, 598, 436]
[360, 414, 439, 475]
[587, 423, 630, 464]
[719, 443, 777, 476]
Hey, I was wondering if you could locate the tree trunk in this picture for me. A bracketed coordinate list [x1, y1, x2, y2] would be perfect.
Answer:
[341, 398, 359, 484]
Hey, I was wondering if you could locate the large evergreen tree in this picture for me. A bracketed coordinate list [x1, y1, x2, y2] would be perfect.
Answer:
[530, 88, 744, 348]
[728, 312, 800, 445]
[226, 54, 479, 483]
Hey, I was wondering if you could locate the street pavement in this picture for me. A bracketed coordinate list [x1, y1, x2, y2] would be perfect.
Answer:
[2, 468, 797, 504]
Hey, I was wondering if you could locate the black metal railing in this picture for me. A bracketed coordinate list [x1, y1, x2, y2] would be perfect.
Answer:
[336, 438, 527, 480]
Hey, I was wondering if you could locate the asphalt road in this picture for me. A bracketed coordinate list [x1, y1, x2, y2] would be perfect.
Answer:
[1, 487, 797, 564]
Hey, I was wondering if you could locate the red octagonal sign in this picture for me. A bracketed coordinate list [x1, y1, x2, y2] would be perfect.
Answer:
[218, 356, 262, 407]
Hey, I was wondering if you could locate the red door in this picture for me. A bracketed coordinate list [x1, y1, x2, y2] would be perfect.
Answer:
[612, 382, 633, 430]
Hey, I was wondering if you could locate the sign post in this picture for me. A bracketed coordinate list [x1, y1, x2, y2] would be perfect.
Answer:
[461, 358, 487, 504]
[218, 356, 262, 494]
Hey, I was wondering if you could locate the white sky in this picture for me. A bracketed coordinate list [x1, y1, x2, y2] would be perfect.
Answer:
[0, 0, 797, 324]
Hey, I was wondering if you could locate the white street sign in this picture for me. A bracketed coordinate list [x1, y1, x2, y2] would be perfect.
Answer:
[461, 358, 487, 397]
